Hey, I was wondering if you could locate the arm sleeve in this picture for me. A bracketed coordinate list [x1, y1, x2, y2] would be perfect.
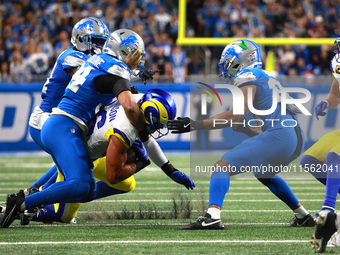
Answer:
[94, 74, 131, 96]
[143, 137, 168, 167]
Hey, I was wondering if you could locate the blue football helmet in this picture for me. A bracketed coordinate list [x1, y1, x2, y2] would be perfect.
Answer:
[138, 89, 177, 138]
[218, 39, 262, 83]
[103, 29, 146, 76]
[71, 17, 109, 55]
[334, 32, 340, 62]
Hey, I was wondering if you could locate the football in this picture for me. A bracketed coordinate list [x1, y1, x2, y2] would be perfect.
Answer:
[126, 147, 137, 164]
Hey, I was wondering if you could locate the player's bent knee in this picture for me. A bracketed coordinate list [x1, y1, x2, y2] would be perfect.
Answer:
[107, 176, 136, 192]
[69, 179, 92, 198]
[300, 155, 319, 170]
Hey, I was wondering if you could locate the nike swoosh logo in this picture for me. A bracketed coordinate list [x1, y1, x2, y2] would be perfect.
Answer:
[184, 123, 190, 128]
[201, 220, 221, 227]
[2, 206, 15, 227]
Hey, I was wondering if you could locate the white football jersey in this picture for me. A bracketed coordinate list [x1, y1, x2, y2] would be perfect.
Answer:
[85, 94, 143, 160]
[330, 53, 340, 89]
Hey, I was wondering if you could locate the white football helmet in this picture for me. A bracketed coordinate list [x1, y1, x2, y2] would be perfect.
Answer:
[71, 17, 109, 55]
[103, 29, 146, 76]
[218, 39, 262, 83]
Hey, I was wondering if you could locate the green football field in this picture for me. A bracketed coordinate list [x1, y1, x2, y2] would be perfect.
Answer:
[0, 154, 337, 254]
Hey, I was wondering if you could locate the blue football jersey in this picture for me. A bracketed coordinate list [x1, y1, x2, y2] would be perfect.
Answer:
[234, 68, 298, 131]
[39, 48, 89, 113]
[57, 53, 131, 125]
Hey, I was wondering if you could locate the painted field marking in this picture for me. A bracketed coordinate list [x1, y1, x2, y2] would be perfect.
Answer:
[0, 240, 309, 245]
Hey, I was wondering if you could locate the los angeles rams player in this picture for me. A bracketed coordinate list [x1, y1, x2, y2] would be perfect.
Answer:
[3, 89, 195, 225]
[304, 34, 340, 253]
[1, 29, 148, 228]
[27, 17, 109, 191]
[168, 39, 314, 229]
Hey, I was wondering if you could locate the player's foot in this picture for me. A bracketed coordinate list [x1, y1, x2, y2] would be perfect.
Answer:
[23, 186, 40, 196]
[0, 205, 5, 222]
[180, 213, 224, 230]
[327, 229, 340, 247]
[0, 190, 25, 228]
[289, 214, 316, 227]
[20, 208, 38, 226]
[311, 210, 338, 253]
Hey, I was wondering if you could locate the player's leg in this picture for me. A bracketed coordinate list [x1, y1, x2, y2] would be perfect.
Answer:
[30, 157, 136, 224]
[253, 128, 314, 226]
[24, 116, 96, 208]
[322, 144, 340, 212]
[301, 130, 340, 185]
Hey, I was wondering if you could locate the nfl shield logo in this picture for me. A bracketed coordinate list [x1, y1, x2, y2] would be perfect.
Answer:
[247, 53, 256, 62]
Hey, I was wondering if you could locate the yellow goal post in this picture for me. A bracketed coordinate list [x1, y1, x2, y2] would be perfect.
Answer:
[176, 0, 335, 46]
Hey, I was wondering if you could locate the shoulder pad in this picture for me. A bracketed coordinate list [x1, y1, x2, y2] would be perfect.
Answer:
[331, 54, 340, 74]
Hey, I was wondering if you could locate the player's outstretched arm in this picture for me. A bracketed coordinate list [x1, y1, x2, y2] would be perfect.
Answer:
[143, 137, 195, 190]
[168, 85, 257, 133]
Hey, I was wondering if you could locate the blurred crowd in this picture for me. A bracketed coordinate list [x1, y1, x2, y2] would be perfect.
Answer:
[0, 0, 339, 84]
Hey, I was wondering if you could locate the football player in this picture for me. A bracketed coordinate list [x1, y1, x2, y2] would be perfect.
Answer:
[168, 39, 314, 229]
[1, 29, 149, 228]
[305, 34, 340, 253]
[28, 17, 109, 189]
[1, 89, 195, 225]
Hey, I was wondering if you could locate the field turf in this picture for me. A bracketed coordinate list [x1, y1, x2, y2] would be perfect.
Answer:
[0, 154, 337, 254]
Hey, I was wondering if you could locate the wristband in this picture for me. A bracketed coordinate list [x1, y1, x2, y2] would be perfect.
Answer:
[322, 100, 329, 108]
[161, 161, 176, 177]
[135, 158, 150, 172]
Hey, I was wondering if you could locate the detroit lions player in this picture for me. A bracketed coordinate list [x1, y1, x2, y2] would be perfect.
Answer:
[1, 29, 147, 228]
[27, 17, 109, 190]
[3, 89, 195, 225]
[304, 34, 340, 253]
[168, 39, 314, 229]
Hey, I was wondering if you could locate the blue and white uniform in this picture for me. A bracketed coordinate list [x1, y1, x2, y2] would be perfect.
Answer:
[222, 68, 304, 172]
[25, 53, 132, 209]
[29, 48, 89, 150]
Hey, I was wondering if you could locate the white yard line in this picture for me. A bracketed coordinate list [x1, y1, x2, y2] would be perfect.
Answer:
[0, 240, 308, 245]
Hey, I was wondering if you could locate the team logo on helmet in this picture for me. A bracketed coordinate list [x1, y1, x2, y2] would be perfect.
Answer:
[247, 53, 256, 62]
[120, 35, 140, 49]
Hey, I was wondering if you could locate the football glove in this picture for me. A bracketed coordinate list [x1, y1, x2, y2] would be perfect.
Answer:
[139, 70, 159, 85]
[170, 170, 196, 190]
[168, 117, 204, 134]
[315, 101, 328, 120]
[132, 140, 150, 171]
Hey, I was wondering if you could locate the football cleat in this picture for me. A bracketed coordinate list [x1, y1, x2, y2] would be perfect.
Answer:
[311, 210, 338, 253]
[289, 214, 316, 227]
[0, 205, 5, 222]
[0, 190, 25, 228]
[23, 186, 40, 196]
[180, 213, 225, 230]
[327, 229, 340, 247]
[20, 208, 38, 226]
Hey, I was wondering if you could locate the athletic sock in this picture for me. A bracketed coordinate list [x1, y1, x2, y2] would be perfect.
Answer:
[293, 205, 309, 219]
[300, 155, 327, 185]
[209, 170, 230, 208]
[322, 152, 340, 212]
[207, 207, 221, 219]
[259, 175, 300, 210]
[30, 165, 58, 189]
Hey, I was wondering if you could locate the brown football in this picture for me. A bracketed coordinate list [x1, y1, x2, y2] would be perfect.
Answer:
[126, 147, 137, 164]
